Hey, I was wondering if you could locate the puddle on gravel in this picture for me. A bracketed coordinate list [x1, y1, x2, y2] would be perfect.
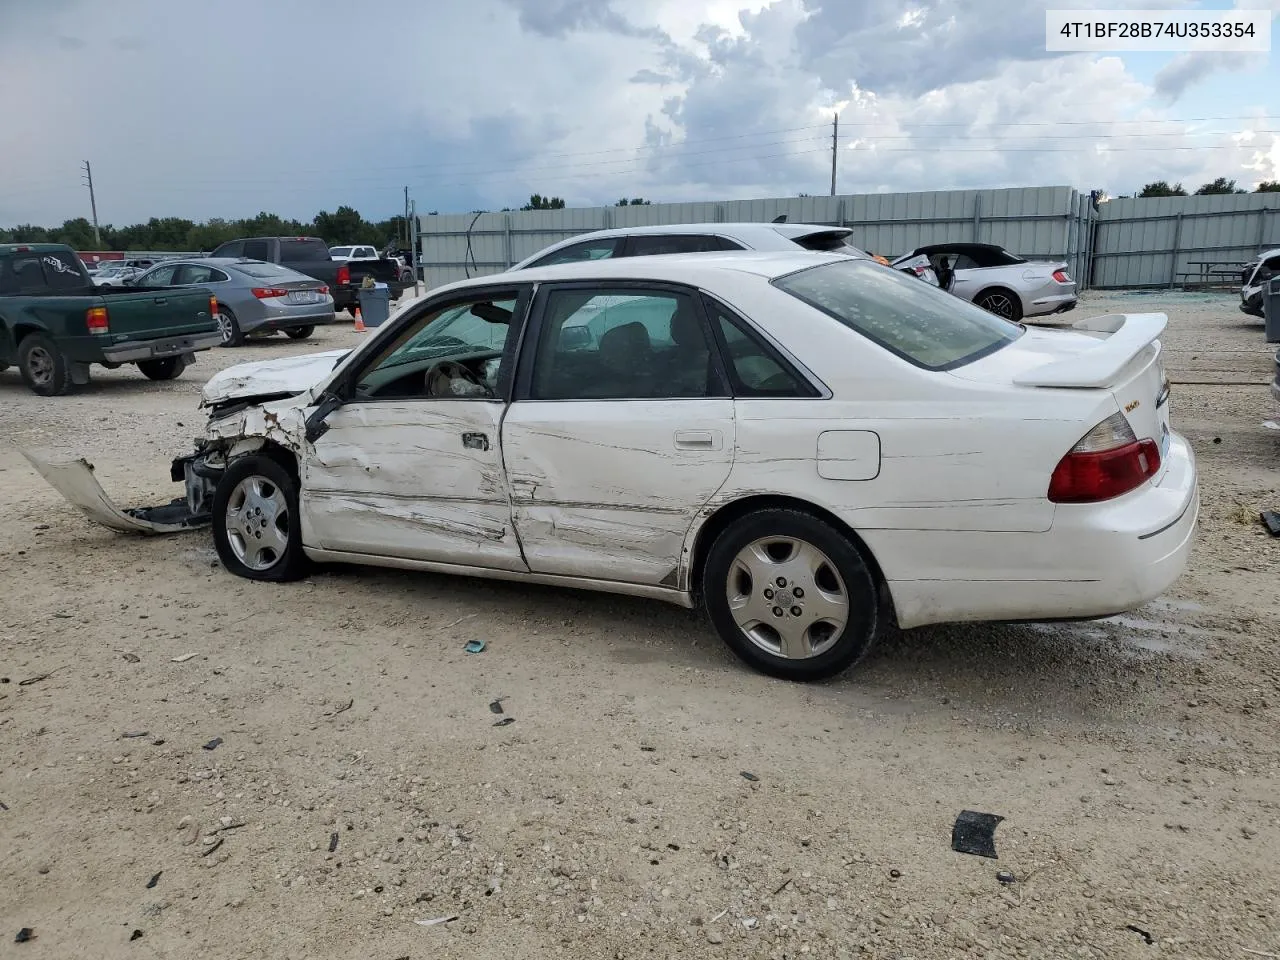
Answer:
[1024, 606, 1215, 660]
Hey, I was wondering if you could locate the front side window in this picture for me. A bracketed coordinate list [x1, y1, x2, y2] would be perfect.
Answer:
[528, 237, 620, 268]
[352, 294, 521, 401]
[530, 287, 720, 400]
[774, 259, 1022, 371]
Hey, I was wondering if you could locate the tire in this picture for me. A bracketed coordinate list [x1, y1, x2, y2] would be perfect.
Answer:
[285, 326, 315, 340]
[702, 508, 879, 681]
[18, 333, 74, 396]
[137, 356, 187, 381]
[216, 305, 244, 346]
[974, 288, 1023, 323]
[212, 454, 307, 582]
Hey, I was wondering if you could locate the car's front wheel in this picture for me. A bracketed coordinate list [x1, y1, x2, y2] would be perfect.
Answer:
[702, 508, 879, 681]
[212, 455, 307, 582]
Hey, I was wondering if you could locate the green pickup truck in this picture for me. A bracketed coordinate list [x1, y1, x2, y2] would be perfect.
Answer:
[0, 243, 222, 395]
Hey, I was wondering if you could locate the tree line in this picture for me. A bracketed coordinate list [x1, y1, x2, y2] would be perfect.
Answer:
[1137, 177, 1280, 197]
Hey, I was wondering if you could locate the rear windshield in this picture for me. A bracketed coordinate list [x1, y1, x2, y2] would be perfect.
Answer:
[329, 247, 352, 258]
[280, 239, 329, 261]
[234, 261, 298, 280]
[0, 250, 90, 295]
[773, 259, 1022, 370]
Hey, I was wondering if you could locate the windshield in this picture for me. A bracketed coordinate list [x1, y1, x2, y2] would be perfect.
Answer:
[773, 259, 1022, 370]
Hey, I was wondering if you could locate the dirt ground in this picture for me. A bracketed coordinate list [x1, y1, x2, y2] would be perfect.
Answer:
[1, 291, 1278, 960]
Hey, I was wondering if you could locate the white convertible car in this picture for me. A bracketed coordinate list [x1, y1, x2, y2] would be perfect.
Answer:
[27, 252, 1198, 680]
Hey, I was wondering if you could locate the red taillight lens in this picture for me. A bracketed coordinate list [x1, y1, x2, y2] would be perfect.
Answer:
[209, 295, 218, 317]
[86, 306, 109, 333]
[251, 287, 289, 299]
[1048, 413, 1160, 503]
[1053, 269, 1070, 283]
[336, 265, 350, 286]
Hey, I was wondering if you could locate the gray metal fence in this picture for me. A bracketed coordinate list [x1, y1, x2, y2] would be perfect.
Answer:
[417, 186, 1094, 289]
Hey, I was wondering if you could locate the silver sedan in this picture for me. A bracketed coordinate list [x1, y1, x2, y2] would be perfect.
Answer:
[131, 258, 335, 346]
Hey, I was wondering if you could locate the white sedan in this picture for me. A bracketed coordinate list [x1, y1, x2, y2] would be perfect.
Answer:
[27, 252, 1199, 681]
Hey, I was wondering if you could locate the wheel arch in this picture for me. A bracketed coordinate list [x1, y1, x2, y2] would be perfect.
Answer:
[972, 284, 1024, 314]
[685, 494, 896, 622]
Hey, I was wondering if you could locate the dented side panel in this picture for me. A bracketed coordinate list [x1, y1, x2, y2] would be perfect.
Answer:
[300, 400, 527, 571]
[501, 399, 735, 584]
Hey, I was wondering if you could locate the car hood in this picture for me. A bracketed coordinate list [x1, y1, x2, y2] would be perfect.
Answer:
[201, 349, 351, 406]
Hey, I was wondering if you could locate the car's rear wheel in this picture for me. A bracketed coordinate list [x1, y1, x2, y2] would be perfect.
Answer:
[285, 326, 315, 340]
[137, 356, 187, 381]
[18, 333, 74, 396]
[975, 288, 1023, 323]
[212, 455, 307, 582]
[216, 305, 244, 346]
[702, 508, 878, 681]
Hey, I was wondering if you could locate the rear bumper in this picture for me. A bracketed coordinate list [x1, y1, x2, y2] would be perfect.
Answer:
[101, 330, 222, 363]
[242, 309, 335, 335]
[875, 432, 1199, 629]
[1027, 290, 1078, 317]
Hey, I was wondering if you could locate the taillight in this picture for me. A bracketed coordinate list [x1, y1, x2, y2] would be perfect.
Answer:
[318, 285, 329, 295]
[86, 306, 109, 333]
[336, 265, 350, 286]
[251, 287, 289, 299]
[209, 295, 218, 317]
[1052, 269, 1070, 283]
[1048, 412, 1161, 504]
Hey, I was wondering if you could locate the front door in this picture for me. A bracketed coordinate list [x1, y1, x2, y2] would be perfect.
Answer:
[501, 283, 735, 586]
[302, 288, 530, 571]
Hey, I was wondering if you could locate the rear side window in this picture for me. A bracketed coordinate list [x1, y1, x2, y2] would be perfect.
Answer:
[279, 239, 328, 261]
[0, 251, 89, 294]
[773, 259, 1023, 371]
[703, 296, 817, 398]
[625, 234, 736, 256]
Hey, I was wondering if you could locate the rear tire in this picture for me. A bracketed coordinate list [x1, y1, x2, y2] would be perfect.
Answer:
[216, 306, 244, 346]
[285, 326, 315, 340]
[212, 455, 307, 582]
[18, 333, 74, 396]
[975, 288, 1023, 323]
[138, 356, 187, 381]
[702, 508, 879, 681]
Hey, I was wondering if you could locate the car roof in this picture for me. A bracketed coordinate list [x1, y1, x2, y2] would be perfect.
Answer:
[910, 242, 1008, 256]
[439, 250, 849, 295]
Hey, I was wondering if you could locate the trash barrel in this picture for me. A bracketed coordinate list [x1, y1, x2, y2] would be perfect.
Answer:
[1266, 275, 1280, 344]
[358, 283, 392, 328]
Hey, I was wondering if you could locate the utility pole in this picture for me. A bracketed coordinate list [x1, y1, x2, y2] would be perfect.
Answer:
[829, 113, 839, 197]
[403, 186, 410, 248]
[81, 160, 101, 246]
[409, 198, 419, 297]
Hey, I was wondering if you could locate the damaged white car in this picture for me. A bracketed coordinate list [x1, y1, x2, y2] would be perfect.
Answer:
[29, 251, 1199, 681]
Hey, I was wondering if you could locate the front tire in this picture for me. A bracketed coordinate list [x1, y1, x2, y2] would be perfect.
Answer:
[975, 288, 1023, 323]
[18, 333, 74, 396]
[285, 326, 315, 340]
[702, 508, 878, 681]
[137, 356, 187, 381]
[212, 455, 307, 582]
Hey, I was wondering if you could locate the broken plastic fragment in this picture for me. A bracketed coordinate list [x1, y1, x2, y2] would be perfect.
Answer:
[202, 738, 223, 751]
[413, 915, 458, 927]
[146, 871, 162, 889]
[130, 930, 143, 941]
[740, 771, 759, 782]
[493, 717, 515, 727]
[952, 810, 1004, 859]
[464, 640, 486, 654]
[15, 928, 34, 943]
[171, 654, 197, 663]
[489, 698, 505, 714]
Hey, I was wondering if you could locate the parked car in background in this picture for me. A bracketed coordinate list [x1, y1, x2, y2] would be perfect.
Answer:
[509, 222, 874, 271]
[210, 237, 404, 314]
[0, 243, 219, 395]
[328, 245, 380, 261]
[93, 262, 142, 286]
[130, 258, 334, 346]
[36, 251, 1197, 680]
[1240, 247, 1280, 317]
[890, 243, 1077, 321]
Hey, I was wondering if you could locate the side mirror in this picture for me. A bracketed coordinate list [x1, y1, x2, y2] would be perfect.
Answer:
[304, 391, 344, 443]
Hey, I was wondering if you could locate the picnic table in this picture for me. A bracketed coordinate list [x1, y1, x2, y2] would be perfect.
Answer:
[1180, 259, 1246, 289]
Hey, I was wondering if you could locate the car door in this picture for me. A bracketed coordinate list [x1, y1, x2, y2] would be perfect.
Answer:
[947, 253, 985, 300]
[501, 282, 735, 586]
[301, 286, 531, 571]
[136, 263, 180, 286]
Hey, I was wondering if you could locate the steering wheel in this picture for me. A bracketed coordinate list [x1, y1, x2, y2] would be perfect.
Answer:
[423, 359, 491, 398]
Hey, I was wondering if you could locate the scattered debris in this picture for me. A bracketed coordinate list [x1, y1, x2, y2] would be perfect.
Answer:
[996, 870, 1016, 885]
[489, 698, 506, 714]
[443, 613, 478, 629]
[639, 745, 656, 752]
[122, 731, 150, 739]
[152, 739, 165, 747]
[170, 654, 197, 663]
[1261, 511, 1280, 537]
[212, 817, 245, 833]
[772, 877, 793, 895]
[0, 677, 8, 683]
[1264, 420, 1280, 431]
[15, 928, 34, 944]
[740, 771, 760, 782]
[200, 837, 224, 857]
[202, 738, 222, 751]
[19, 672, 53, 686]
[493, 717, 515, 727]
[325, 697, 354, 717]
[0, 802, 8, 812]
[122, 653, 140, 663]
[742, 917, 758, 930]
[1242, 950, 1280, 959]
[889, 869, 902, 879]
[464, 640, 486, 654]
[145, 871, 162, 889]
[329, 832, 339, 853]
[130, 930, 144, 942]
[1125, 924, 1154, 945]
[706, 931, 724, 944]
[951, 810, 1005, 859]
[413, 915, 458, 927]
[709, 908, 729, 924]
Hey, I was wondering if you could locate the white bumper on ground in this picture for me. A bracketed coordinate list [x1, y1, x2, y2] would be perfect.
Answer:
[870, 432, 1199, 629]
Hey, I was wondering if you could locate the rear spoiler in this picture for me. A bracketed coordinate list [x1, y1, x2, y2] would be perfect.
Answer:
[1012, 313, 1166, 389]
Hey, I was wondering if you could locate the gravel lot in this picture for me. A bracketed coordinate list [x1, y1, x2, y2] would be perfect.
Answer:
[2, 292, 1278, 959]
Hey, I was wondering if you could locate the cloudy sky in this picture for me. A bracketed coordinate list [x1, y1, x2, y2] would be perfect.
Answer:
[2, 0, 1278, 227]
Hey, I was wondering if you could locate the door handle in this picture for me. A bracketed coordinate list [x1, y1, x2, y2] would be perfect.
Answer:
[153, 297, 168, 305]
[674, 429, 720, 450]
[461, 432, 489, 451]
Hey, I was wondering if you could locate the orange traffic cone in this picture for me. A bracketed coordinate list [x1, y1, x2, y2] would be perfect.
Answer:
[353, 306, 366, 333]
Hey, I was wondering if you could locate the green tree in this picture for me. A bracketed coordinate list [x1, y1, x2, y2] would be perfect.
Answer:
[52, 217, 98, 249]
[1138, 181, 1187, 197]
[313, 205, 366, 243]
[521, 194, 566, 211]
[615, 197, 651, 206]
[1194, 177, 1245, 195]
[1255, 180, 1280, 193]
